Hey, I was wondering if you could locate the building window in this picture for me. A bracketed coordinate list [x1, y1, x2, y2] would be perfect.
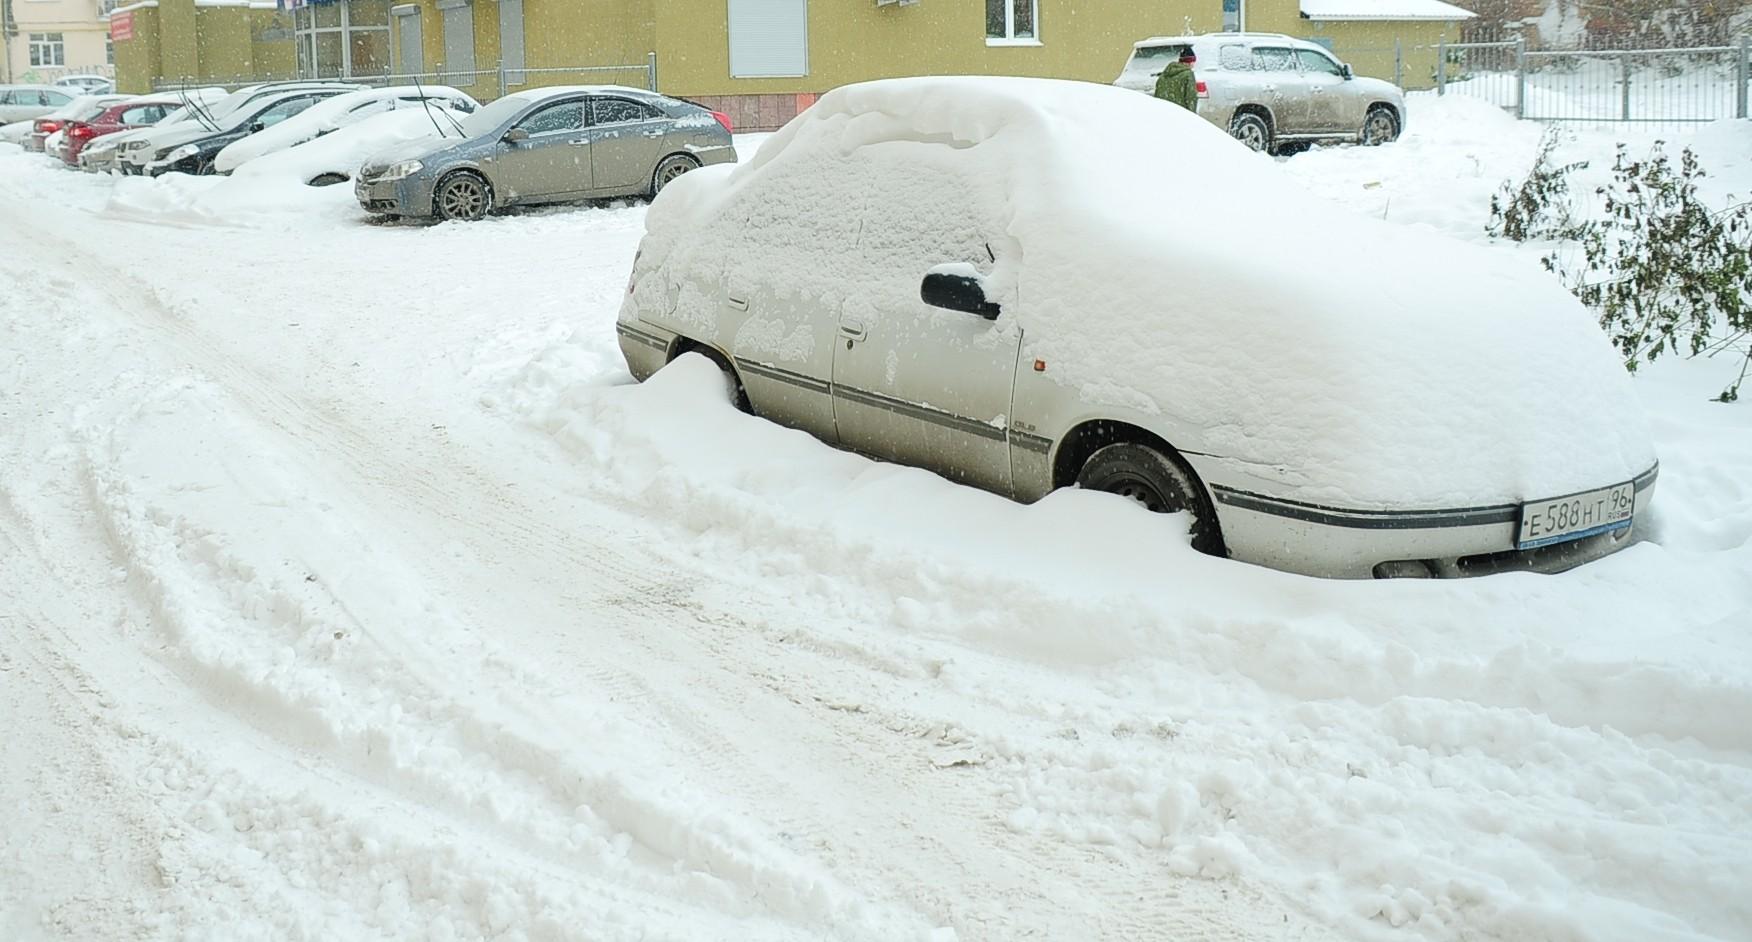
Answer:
[985, 0, 1035, 42]
[107, 40, 116, 65]
[728, 0, 808, 79]
[293, 1, 393, 79]
[437, 0, 476, 85]
[29, 34, 67, 68]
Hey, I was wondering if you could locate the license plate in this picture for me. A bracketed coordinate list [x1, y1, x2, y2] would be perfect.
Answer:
[1517, 481, 1635, 550]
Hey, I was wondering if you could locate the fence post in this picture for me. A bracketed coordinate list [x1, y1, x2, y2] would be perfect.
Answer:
[1394, 38, 1403, 89]
[1621, 51, 1631, 121]
[647, 51, 658, 92]
[1514, 36, 1526, 119]
[1738, 35, 1748, 119]
[1437, 40, 1446, 95]
[497, 58, 507, 96]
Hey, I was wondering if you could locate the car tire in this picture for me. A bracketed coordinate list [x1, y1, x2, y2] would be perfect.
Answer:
[672, 343, 751, 414]
[651, 154, 701, 197]
[1229, 112, 1272, 153]
[1076, 442, 1226, 556]
[308, 172, 349, 187]
[435, 171, 492, 222]
[1361, 106, 1400, 146]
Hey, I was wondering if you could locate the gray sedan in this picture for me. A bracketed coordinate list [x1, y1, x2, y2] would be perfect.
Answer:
[355, 86, 736, 222]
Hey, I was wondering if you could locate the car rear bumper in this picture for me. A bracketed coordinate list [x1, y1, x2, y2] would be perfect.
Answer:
[1204, 463, 1659, 579]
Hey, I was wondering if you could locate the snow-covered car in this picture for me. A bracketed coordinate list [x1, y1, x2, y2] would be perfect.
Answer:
[212, 85, 478, 174]
[618, 76, 1658, 579]
[28, 94, 132, 153]
[55, 74, 116, 96]
[231, 105, 473, 188]
[116, 81, 364, 175]
[79, 89, 229, 173]
[354, 85, 735, 222]
[56, 97, 178, 167]
[1116, 33, 1405, 153]
[138, 87, 357, 177]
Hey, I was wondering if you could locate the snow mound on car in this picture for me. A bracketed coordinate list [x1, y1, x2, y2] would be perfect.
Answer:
[649, 76, 1654, 509]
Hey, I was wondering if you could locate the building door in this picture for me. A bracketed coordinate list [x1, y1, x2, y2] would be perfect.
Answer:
[437, 0, 475, 85]
[393, 5, 422, 76]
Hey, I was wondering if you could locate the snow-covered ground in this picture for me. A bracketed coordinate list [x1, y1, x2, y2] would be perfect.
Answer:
[2, 95, 1749, 942]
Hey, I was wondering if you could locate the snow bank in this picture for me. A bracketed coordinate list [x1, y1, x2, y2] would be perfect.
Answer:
[645, 77, 1655, 508]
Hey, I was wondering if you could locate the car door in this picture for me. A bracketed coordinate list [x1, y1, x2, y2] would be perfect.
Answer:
[585, 96, 669, 195]
[1295, 49, 1352, 133]
[492, 98, 592, 204]
[1251, 47, 1300, 133]
[829, 161, 1022, 495]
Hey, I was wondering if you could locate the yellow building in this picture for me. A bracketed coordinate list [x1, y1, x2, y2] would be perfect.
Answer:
[112, 0, 1471, 123]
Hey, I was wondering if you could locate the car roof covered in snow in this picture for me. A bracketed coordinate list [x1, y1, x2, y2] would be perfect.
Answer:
[647, 76, 1652, 507]
[1300, 0, 1477, 21]
[501, 85, 663, 104]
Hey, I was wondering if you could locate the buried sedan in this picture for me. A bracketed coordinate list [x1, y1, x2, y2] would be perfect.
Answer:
[616, 77, 1657, 580]
[354, 85, 735, 222]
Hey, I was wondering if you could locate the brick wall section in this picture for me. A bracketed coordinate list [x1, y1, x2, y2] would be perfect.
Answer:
[686, 92, 820, 132]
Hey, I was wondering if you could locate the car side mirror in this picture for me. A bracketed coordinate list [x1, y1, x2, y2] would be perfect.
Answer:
[1341, 64, 1354, 79]
[921, 268, 1000, 320]
[250, 121, 265, 133]
[504, 127, 529, 144]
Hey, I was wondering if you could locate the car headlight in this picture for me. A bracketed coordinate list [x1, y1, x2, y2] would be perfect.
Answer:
[157, 143, 199, 163]
[378, 159, 423, 181]
[125, 140, 150, 151]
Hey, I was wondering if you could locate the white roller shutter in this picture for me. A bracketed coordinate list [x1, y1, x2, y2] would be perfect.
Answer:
[728, 0, 808, 79]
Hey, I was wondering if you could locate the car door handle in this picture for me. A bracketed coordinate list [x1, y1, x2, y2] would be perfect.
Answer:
[726, 296, 749, 311]
[570, 139, 589, 146]
[839, 319, 867, 340]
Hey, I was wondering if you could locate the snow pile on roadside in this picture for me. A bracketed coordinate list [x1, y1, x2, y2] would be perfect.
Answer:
[103, 161, 359, 225]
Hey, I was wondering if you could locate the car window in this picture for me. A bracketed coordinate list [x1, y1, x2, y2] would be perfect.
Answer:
[516, 101, 585, 135]
[1254, 48, 1297, 71]
[591, 98, 654, 126]
[120, 106, 161, 124]
[1130, 45, 1181, 65]
[44, 90, 72, 106]
[1297, 50, 1344, 76]
[1219, 44, 1252, 70]
[253, 96, 320, 129]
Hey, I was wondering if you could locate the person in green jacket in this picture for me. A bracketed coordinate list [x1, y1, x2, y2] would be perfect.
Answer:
[1154, 46, 1200, 113]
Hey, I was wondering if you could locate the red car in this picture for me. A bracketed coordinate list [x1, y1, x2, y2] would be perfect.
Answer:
[55, 99, 178, 167]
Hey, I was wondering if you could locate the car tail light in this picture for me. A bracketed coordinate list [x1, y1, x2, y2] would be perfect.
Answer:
[35, 119, 61, 134]
[627, 249, 641, 294]
[1196, 81, 1209, 98]
[711, 111, 733, 133]
[69, 124, 95, 140]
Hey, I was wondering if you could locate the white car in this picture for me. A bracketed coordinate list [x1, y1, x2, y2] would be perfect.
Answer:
[1116, 33, 1406, 153]
[213, 85, 478, 174]
[617, 76, 1657, 579]
[116, 81, 364, 174]
[230, 105, 472, 188]
[55, 75, 116, 96]
[0, 84, 76, 125]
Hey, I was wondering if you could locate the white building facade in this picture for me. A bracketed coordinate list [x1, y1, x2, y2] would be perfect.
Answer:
[2, 0, 115, 83]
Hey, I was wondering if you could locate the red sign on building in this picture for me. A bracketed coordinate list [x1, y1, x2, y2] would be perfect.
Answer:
[111, 12, 134, 42]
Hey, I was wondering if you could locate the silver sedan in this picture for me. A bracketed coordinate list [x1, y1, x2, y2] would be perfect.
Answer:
[355, 86, 737, 222]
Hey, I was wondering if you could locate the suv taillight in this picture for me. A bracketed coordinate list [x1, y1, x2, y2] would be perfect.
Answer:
[1196, 81, 1209, 97]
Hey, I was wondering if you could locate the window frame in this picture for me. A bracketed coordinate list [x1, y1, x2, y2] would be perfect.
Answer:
[514, 99, 586, 137]
[29, 33, 67, 68]
[588, 97, 656, 127]
[1296, 49, 1345, 77]
[984, 0, 1039, 46]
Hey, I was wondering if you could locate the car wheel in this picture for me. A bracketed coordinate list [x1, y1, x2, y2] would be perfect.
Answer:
[1076, 442, 1225, 555]
[435, 172, 491, 222]
[651, 154, 701, 197]
[308, 172, 349, 187]
[1229, 112, 1272, 153]
[672, 343, 751, 413]
[1361, 107, 1400, 146]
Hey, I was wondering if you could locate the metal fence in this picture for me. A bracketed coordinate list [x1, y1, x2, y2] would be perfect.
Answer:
[1433, 37, 1751, 124]
[153, 54, 658, 102]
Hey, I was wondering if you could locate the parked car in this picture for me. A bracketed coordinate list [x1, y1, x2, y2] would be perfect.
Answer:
[233, 105, 473, 188]
[79, 89, 229, 173]
[1115, 33, 1405, 153]
[354, 85, 734, 222]
[0, 85, 76, 125]
[116, 81, 364, 174]
[617, 76, 1657, 580]
[214, 85, 478, 174]
[135, 87, 357, 176]
[57, 98, 179, 167]
[28, 94, 131, 153]
[55, 74, 116, 96]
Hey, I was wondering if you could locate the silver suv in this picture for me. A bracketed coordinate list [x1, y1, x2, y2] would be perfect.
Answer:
[1116, 33, 1405, 154]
